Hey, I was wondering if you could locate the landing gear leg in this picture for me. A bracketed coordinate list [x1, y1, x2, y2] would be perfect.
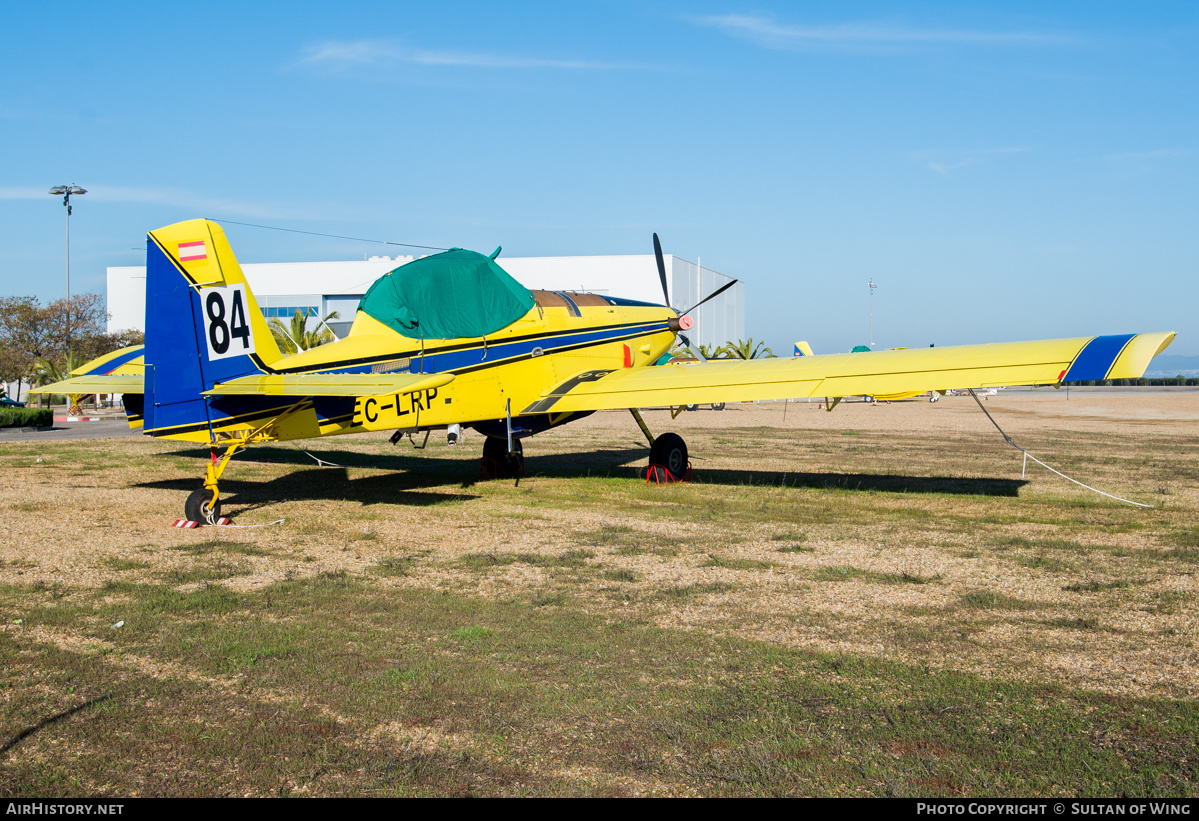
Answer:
[185, 442, 242, 523]
[629, 408, 655, 446]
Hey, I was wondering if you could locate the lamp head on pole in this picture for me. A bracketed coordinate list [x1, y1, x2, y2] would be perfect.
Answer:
[50, 184, 84, 212]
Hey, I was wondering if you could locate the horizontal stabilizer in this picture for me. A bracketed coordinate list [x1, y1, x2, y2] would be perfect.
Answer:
[29, 375, 145, 395]
[203, 371, 455, 397]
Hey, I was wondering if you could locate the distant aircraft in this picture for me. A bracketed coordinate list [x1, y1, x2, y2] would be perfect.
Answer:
[35, 219, 1175, 523]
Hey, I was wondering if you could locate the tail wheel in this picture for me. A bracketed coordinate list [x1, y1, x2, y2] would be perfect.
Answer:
[185, 487, 221, 524]
[482, 436, 524, 479]
[649, 432, 688, 481]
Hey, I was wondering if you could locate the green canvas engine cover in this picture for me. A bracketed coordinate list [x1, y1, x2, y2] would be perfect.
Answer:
[357, 249, 536, 340]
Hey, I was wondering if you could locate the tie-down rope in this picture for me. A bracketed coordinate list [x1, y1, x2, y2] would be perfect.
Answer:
[967, 388, 1152, 508]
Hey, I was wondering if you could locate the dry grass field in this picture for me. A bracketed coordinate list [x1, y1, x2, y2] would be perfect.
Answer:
[1, 390, 1197, 797]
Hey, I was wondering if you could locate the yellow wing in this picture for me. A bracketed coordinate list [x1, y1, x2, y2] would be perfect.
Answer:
[29, 345, 146, 396]
[202, 372, 454, 397]
[524, 332, 1175, 413]
[30, 374, 145, 395]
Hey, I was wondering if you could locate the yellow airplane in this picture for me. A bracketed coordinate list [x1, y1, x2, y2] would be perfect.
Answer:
[34, 218, 1175, 524]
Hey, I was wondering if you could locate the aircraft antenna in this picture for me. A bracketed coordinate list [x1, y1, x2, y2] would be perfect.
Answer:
[208, 218, 449, 252]
[868, 279, 876, 348]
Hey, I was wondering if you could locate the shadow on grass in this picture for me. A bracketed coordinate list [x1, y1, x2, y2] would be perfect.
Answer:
[137, 468, 481, 512]
[159, 443, 1027, 499]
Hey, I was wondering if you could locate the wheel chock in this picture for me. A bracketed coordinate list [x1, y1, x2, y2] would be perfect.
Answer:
[644, 462, 693, 485]
[172, 517, 233, 528]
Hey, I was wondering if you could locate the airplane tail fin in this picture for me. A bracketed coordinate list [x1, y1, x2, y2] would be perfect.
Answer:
[142, 219, 284, 434]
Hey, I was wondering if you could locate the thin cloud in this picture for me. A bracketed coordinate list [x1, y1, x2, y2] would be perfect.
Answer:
[0, 187, 51, 200]
[695, 14, 1068, 51]
[910, 147, 1033, 176]
[1, 185, 307, 220]
[300, 39, 648, 71]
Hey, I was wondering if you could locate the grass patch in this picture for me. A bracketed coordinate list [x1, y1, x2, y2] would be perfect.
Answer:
[10, 502, 48, 513]
[1015, 553, 1073, 573]
[814, 566, 940, 585]
[1063, 579, 1132, 593]
[532, 590, 566, 607]
[602, 569, 638, 583]
[814, 565, 869, 582]
[987, 535, 1091, 553]
[371, 555, 417, 577]
[1149, 591, 1189, 615]
[659, 582, 734, 602]
[460, 552, 516, 570]
[157, 558, 251, 585]
[770, 530, 807, 543]
[171, 540, 271, 557]
[1045, 617, 1102, 631]
[449, 625, 494, 641]
[460, 550, 594, 571]
[0, 558, 37, 571]
[959, 591, 1039, 610]
[1167, 527, 1199, 549]
[701, 554, 774, 571]
[579, 525, 688, 558]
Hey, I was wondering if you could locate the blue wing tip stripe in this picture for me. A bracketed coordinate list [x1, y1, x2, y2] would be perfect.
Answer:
[1062, 334, 1136, 382]
[80, 346, 144, 376]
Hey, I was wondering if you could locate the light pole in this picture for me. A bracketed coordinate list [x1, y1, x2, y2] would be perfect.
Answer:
[868, 279, 876, 348]
[48, 185, 86, 363]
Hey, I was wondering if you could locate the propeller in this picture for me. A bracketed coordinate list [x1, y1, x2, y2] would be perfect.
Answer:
[654, 233, 739, 363]
[678, 278, 738, 318]
[653, 233, 670, 306]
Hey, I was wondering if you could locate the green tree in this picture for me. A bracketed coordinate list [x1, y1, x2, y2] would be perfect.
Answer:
[73, 328, 145, 363]
[1, 294, 135, 403]
[0, 296, 54, 402]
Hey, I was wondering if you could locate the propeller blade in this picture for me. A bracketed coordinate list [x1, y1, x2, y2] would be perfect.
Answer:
[680, 278, 738, 317]
[678, 333, 707, 362]
[653, 233, 670, 307]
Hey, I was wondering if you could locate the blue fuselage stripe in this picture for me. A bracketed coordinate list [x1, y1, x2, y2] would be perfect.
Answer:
[313, 321, 668, 376]
[143, 320, 669, 435]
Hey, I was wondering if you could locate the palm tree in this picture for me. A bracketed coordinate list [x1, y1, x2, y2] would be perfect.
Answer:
[718, 338, 776, 360]
[31, 352, 89, 414]
[268, 310, 340, 354]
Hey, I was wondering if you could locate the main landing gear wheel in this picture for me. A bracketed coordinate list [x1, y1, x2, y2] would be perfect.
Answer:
[648, 432, 689, 482]
[185, 487, 221, 524]
[481, 436, 524, 479]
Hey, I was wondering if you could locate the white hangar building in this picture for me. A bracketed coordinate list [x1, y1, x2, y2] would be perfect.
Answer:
[106, 253, 744, 349]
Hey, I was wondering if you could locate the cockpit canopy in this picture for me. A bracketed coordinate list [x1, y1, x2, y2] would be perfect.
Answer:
[357, 248, 536, 340]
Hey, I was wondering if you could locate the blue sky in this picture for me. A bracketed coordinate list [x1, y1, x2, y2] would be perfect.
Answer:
[2, 1, 1196, 354]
